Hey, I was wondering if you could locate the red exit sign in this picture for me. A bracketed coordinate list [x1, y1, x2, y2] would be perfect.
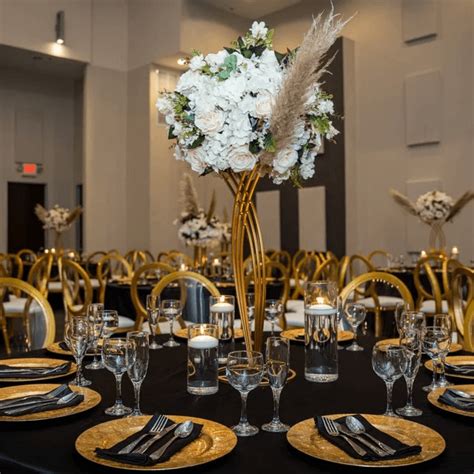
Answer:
[16, 162, 43, 177]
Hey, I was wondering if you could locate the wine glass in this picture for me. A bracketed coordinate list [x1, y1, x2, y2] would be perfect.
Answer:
[101, 310, 119, 339]
[226, 351, 264, 436]
[344, 303, 366, 351]
[67, 316, 92, 387]
[161, 299, 182, 347]
[372, 344, 407, 417]
[265, 299, 282, 336]
[422, 325, 451, 392]
[396, 329, 423, 417]
[146, 294, 162, 350]
[394, 302, 408, 336]
[262, 337, 290, 433]
[85, 303, 104, 370]
[102, 337, 136, 416]
[127, 331, 149, 416]
[398, 310, 426, 338]
[433, 314, 452, 388]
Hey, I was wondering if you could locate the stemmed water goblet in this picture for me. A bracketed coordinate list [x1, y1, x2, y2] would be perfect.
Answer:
[67, 315, 92, 387]
[85, 303, 104, 370]
[146, 294, 162, 350]
[396, 329, 423, 417]
[101, 310, 119, 339]
[372, 343, 407, 417]
[265, 299, 283, 336]
[422, 325, 451, 392]
[127, 331, 149, 416]
[397, 310, 426, 338]
[433, 314, 452, 388]
[226, 351, 264, 437]
[262, 337, 290, 433]
[161, 299, 182, 347]
[344, 303, 366, 351]
[102, 337, 136, 416]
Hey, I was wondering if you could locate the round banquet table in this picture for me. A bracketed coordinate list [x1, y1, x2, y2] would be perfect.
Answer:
[0, 335, 472, 473]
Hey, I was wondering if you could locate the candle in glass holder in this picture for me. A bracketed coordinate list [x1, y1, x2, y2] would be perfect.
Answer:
[420, 250, 427, 258]
[451, 246, 459, 259]
[179, 263, 187, 271]
[209, 295, 235, 364]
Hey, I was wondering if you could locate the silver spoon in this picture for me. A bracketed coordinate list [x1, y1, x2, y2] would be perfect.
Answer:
[150, 421, 194, 462]
[345, 416, 396, 455]
[449, 389, 474, 399]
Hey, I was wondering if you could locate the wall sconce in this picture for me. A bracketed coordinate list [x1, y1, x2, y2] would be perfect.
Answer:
[55, 11, 65, 45]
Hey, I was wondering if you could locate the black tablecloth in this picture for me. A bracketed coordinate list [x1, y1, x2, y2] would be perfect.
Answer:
[0, 335, 472, 473]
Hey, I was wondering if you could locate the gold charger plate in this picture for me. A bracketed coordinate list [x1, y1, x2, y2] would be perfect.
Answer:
[287, 414, 445, 468]
[218, 366, 296, 386]
[0, 358, 77, 382]
[378, 338, 463, 353]
[174, 328, 244, 340]
[280, 328, 354, 343]
[428, 384, 474, 418]
[47, 341, 100, 357]
[425, 356, 474, 380]
[75, 414, 237, 471]
[0, 383, 101, 422]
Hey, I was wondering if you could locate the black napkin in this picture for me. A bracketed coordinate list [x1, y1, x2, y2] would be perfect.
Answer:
[444, 363, 474, 375]
[0, 385, 83, 416]
[315, 415, 421, 461]
[0, 361, 71, 378]
[95, 415, 203, 466]
[438, 390, 474, 412]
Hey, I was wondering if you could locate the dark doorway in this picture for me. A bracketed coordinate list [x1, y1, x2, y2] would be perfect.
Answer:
[8, 182, 46, 253]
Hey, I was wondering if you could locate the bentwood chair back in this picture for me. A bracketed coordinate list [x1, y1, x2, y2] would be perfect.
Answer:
[313, 257, 339, 283]
[291, 249, 308, 276]
[59, 259, 93, 318]
[160, 251, 193, 269]
[17, 249, 38, 264]
[0, 253, 24, 280]
[449, 266, 474, 341]
[337, 255, 350, 291]
[368, 250, 393, 269]
[131, 262, 174, 330]
[414, 254, 448, 314]
[291, 253, 320, 299]
[462, 302, 474, 352]
[27, 254, 54, 297]
[270, 250, 292, 273]
[0, 277, 55, 354]
[340, 271, 414, 337]
[97, 253, 133, 304]
[151, 271, 221, 333]
[85, 251, 106, 277]
[125, 250, 149, 272]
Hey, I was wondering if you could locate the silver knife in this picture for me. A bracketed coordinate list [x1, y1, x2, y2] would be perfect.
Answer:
[132, 423, 178, 454]
[335, 423, 391, 457]
[0, 385, 68, 409]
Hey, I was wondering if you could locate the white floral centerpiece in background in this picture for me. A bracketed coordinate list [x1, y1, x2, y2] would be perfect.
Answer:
[35, 204, 82, 251]
[390, 189, 474, 252]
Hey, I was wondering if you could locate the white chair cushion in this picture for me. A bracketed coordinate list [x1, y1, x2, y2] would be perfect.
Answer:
[79, 279, 100, 289]
[286, 300, 304, 313]
[356, 296, 404, 309]
[420, 300, 449, 314]
[119, 315, 135, 328]
[48, 281, 62, 292]
[3, 300, 40, 314]
[284, 311, 304, 328]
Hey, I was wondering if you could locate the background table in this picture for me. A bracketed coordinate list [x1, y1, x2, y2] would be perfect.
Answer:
[0, 335, 472, 473]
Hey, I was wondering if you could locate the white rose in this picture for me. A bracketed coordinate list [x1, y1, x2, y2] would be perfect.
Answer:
[254, 92, 273, 118]
[156, 96, 172, 115]
[273, 147, 298, 174]
[185, 148, 207, 174]
[215, 75, 247, 103]
[195, 109, 225, 135]
[228, 146, 257, 172]
[205, 50, 229, 72]
[189, 54, 206, 71]
[251, 21, 268, 39]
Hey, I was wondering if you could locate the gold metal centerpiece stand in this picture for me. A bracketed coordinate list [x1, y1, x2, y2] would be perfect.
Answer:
[223, 169, 266, 352]
[428, 222, 446, 254]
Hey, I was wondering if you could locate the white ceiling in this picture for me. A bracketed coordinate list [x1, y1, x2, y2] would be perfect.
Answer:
[200, 0, 302, 19]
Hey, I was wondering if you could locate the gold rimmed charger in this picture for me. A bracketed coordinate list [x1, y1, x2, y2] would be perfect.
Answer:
[287, 414, 445, 468]
[0, 358, 77, 383]
[174, 328, 244, 340]
[425, 356, 474, 380]
[378, 338, 463, 353]
[47, 341, 100, 357]
[428, 384, 474, 418]
[280, 328, 354, 343]
[217, 366, 296, 386]
[0, 383, 101, 422]
[75, 414, 237, 471]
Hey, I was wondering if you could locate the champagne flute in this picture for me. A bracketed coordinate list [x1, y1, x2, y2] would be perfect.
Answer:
[433, 314, 452, 388]
[422, 325, 451, 392]
[101, 310, 119, 339]
[85, 303, 104, 370]
[146, 294, 162, 350]
[226, 351, 264, 436]
[396, 329, 423, 417]
[127, 331, 149, 416]
[161, 299, 181, 347]
[372, 344, 407, 417]
[262, 337, 290, 433]
[265, 299, 282, 336]
[344, 303, 366, 351]
[68, 316, 92, 387]
[102, 337, 136, 416]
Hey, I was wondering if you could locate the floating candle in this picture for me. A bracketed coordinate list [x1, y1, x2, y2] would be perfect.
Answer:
[210, 302, 235, 313]
[305, 303, 337, 315]
[188, 334, 218, 349]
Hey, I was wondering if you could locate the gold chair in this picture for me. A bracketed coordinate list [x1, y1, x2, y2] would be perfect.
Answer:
[290, 253, 321, 300]
[59, 259, 93, 318]
[337, 255, 350, 291]
[151, 271, 221, 333]
[97, 253, 133, 305]
[414, 254, 448, 314]
[270, 250, 292, 273]
[0, 277, 55, 354]
[0, 253, 24, 280]
[368, 250, 393, 268]
[291, 249, 308, 276]
[17, 249, 38, 264]
[27, 254, 54, 297]
[131, 262, 174, 330]
[340, 271, 414, 337]
[125, 250, 149, 272]
[161, 251, 193, 269]
[449, 266, 474, 344]
[313, 257, 339, 282]
[85, 251, 106, 277]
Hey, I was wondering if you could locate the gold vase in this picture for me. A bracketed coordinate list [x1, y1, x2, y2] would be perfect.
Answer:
[428, 222, 446, 254]
[53, 231, 63, 253]
[193, 245, 207, 270]
[223, 170, 266, 352]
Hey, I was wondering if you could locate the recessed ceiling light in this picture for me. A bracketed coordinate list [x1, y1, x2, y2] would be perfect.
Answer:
[177, 57, 189, 66]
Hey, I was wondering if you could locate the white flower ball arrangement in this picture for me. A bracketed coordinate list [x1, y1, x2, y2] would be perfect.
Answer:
[35, 204, 80, 233]
[157, 21, 339, 185]
[175, 211, 222, 247]
[415, 191, 454, 224]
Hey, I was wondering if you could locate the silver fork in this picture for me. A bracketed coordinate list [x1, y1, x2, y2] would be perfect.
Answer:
[321, 417, 367, 457]
[335, 422, 390, 457]
[3, 391, 79, 415]
[118, 415, 168, 455]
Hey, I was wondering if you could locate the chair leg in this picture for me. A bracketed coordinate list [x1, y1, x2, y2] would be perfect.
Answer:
[1, 320, 11, 355]
[375, 308, 382, 338]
